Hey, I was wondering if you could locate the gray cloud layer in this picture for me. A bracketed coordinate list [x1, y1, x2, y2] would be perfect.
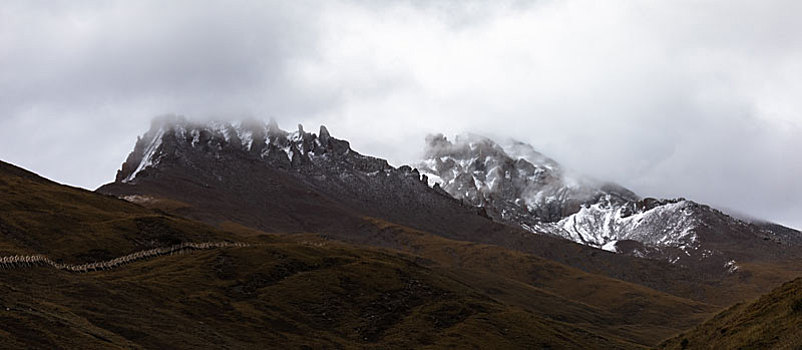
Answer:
[1, 0, 800, 228]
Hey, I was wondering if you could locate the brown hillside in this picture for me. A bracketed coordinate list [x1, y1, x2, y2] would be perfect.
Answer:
[1, 160, 721, 348]
[660, 277, 802, 349]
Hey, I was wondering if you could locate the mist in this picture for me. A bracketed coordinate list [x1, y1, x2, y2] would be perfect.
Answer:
[1, 0, 800, 228]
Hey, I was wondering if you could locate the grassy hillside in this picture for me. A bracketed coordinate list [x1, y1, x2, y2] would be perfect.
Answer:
[99, 185, 726, 344]
[0, 160, 731, 347]
[359, 217, 718, 345]
[99, 155, 802, 310]
[1, 239, 643, 349]
[660, 278, 802, 349]
[0, 161, 231, 262]
[0, 160, 651, 348]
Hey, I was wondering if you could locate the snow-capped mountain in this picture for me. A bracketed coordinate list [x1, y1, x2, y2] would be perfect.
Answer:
[417, 133, 801, 268]
[105, 117, 801, 273]
[104, 116, 495, 239]
[116, 116, 372, 184]
[107, 116, 762, 297]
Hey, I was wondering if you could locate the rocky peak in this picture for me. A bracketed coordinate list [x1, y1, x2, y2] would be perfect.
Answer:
[416, 132, 802, 271]
[319, 125, 331, 145]
[114, 117, 363, 184]
[416, 133, 740, 267]
[417, 133, 637, 221]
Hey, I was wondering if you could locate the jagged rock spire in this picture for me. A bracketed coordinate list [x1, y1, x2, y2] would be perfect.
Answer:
[116, 117, 365, 183]
[319, 125, 331, 145]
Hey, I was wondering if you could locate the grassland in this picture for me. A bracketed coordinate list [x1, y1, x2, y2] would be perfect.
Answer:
[4, 159, 798, 348]
[0, 161, 643, 348]
[660, 277, 802, 349]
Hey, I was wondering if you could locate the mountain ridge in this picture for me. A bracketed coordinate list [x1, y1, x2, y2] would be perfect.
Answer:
[4, 116, 800, 348]
[416, 133, 802, 270]
[97, 117, 802, 308]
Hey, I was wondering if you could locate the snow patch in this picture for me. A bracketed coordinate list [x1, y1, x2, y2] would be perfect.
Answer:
[552, 199, 698, 249]
[191, 129, 200, 147]
[425, 173, 443, 187]
[601, 241, 618, 253]
[123, 127, 165, 183]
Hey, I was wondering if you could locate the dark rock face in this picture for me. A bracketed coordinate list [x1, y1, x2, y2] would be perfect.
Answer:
[116, 116, 392, 182]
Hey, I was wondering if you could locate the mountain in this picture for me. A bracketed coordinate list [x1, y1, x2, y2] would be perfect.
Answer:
[100, 118, 710, 296]
[98, 117, 802, 307]
[5, 116, 799, 347]
[101, 116, 499, 242]
[416, 133, 802, 271]
[2, 158, 723, 348]
[660, 277, 802, 349]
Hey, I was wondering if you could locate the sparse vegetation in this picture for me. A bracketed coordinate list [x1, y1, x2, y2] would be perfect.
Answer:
[660, 278, 802, 349]
[792, 298, 802, 313]
[0, 161, 644, 348]
[3, 159, 802, 348]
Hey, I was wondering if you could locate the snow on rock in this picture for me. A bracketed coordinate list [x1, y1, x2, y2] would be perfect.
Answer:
[415, 133, 706, 261]
[601, 240, 619, 253]
[115, 119, 785, 273]
[117, 116, 394, 185]
[236, 128, 254, 151]
[549, 198, 698, 250]
[123, 127, 164, 183]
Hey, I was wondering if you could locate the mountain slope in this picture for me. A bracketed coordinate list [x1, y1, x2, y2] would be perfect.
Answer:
[0, 160, 233, 261]
[98, 118, 802, 308]
[360, 217, 720, 345]
[416, 133, 802, 272]
[5, 240, 640, 349]
[4, 159, 672, 348]
[98, 117, 756, 303]
[660, 277, 802, 349]
[102, 116, 497, 239]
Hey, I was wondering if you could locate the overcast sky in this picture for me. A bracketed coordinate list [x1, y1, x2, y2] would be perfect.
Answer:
[1, 0, 800, 228]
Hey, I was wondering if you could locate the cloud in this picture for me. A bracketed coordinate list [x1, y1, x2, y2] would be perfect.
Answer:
[1, 0, 800, 228]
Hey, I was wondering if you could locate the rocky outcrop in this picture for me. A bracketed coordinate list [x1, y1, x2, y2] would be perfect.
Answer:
[417, 133, 639, 224]
[416, 133, 802, 270]
[114, 116, 398, 185]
